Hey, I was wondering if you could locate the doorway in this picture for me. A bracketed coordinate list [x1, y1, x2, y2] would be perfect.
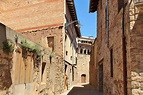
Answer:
[81, 74, 86, 83]
[99, 63, 103, 92]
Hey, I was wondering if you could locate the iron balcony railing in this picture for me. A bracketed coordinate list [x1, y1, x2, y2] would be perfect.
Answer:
[134, 0, 143, 3]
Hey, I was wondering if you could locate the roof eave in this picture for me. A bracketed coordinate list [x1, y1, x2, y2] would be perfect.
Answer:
[66, 0, 81, 37]
[89, 0, 99, 12]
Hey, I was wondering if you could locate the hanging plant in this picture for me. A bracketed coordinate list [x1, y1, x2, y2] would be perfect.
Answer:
[2, 39, 14, 54]
[21, 40, 40, 53]
[36, 54, 42, 62]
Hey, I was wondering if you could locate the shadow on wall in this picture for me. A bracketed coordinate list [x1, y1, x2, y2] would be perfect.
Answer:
[67, 84, 103, 95]
[0, 50, 12, 90]
[0, 24, 12, 90]
[0, 24, 6, 47]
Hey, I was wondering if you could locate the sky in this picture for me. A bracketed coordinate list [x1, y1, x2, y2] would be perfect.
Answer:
[74, 0, 97, 38]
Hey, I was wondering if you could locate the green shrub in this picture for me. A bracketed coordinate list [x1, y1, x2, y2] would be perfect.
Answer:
[2, 39, 14, 54]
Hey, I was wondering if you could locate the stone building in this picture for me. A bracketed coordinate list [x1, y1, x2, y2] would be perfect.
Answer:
[89, 0, 143, 95]
[77, 36, 94, 83]
[0, 0, 81, 94]
[0, 23, 65, 95]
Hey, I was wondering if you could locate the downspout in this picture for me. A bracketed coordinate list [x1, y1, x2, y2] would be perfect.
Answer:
[122, 0, 128, 95]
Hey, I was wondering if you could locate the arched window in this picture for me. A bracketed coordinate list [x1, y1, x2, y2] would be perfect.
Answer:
[88, 50, 90, 54]
[84, 49, 86, 54]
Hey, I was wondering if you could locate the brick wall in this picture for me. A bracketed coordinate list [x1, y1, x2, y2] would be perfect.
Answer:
[0, 0, 64, 31]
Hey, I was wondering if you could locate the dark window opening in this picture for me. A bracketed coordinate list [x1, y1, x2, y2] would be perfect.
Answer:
[65, 64, 67, 72]
[80, 49, 83, 54]
[110, 49, 113, 77]
[84, 50, 86, 54]
[65, 35, 67, 41]
[76, 57, 77, 64]
[66, 51, 68, 55]
[88, 50, 90, 55]
[72, 67, 74, 81]
[105, 0, 109, 47]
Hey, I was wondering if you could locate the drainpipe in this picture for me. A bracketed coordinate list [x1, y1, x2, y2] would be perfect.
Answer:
[122, 1, 128, 95]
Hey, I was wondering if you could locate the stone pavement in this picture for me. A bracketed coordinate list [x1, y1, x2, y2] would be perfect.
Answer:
[60, 83, 103, 95]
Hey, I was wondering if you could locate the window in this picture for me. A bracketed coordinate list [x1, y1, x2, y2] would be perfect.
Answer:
[76, 57, 77, 64]
[66, 51, 68, 55]
[80, 49, 83, 54]
[47, 36, 54, 51]
[65, 35, 67, 41]
[65, 64, 67, 72]
[105, 0, 109, 47]
[72, 67, 74, 81]
[118, 0, 124, 13]
[110, 49, 113, 77]
[88, 50, 90, 55]
[84, 50, 86, 54]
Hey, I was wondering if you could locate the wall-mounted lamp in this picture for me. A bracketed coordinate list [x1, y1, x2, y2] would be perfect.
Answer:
[65, 20, 82, 29]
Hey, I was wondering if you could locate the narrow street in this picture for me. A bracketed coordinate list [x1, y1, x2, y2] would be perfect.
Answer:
[61, 83, 103, 95]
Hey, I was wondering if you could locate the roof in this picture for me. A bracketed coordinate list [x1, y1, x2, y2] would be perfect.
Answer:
[66, 0, 81, 37]
[89, 0, 99, 12]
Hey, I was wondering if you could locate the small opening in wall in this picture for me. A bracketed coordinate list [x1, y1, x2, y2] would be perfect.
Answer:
[66, 51, 68, 55]
[110, 49, 113, 77]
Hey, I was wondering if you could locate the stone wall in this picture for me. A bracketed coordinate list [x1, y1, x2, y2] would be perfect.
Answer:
[89, 39, 98, 90]
[92, 0, 143, 95]
[129, 1, 143, 95]
[94, 0, 127, 95]
[0, 24, 64, 95]
[0, 50, 12, 91]
[21, 26, 64, 57]
[77, 54, 90, 83]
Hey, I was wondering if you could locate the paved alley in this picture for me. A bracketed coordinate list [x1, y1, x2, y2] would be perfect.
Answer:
[61, 83, 103, 95]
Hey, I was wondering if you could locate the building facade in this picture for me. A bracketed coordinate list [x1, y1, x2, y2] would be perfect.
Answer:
[0, 23, 65, 95]
[77, 37, 94, 83]
[89, 0, 143, 95]
[0, 0, 80, 95]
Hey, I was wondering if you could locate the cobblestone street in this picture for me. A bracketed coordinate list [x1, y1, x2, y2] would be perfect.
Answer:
[61, 83, 103, 95]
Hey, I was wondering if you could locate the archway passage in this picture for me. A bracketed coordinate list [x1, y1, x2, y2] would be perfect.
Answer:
[81, 74, 86, 83]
